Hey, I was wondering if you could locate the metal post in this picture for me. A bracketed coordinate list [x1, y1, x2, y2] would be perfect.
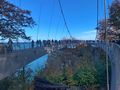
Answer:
[104, 0, 110, 90]
[96, 0, 99, 40]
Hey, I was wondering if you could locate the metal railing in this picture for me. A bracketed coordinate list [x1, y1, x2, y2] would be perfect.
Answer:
[0, 42, 43, 55]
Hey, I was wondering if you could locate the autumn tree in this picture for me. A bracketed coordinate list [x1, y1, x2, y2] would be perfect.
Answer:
[96, 19, 108, 41]
[96, 0, 120, 41]
[109, 0, 120, 39]
[0, 0, 35, 40]
[96, 19, 118, 41]
[109, 0, 120, 30]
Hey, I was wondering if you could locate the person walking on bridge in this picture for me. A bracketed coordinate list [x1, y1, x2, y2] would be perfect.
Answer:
[8, 38, 13, 53]
[36, 40, 39, 47]
[31, 40, 34, 48]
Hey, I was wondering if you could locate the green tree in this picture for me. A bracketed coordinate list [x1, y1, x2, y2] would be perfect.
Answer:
[0, 67, 33, 90]
[8, 68, 33, 90]
[65, 67, 76, 85]
[0, 78, 11, 90]
[95, 60, 107, 87]
[74, 65, 97, 89]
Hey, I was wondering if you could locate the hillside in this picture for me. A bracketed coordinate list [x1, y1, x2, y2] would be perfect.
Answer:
[37, 44, 108, 89]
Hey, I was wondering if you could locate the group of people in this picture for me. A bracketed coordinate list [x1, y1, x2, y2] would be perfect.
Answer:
[31, 40, 61, 48]
[31, 40, 42, 48]
[30, 39, 79, 48]
[0, 39, 80, 54]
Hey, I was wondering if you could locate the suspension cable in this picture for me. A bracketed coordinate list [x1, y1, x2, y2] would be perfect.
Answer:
[57, 0, 73, 39]
[107, 0, 111, 20]
[104, 0, 110, 90]
[96, 0, 99, 40]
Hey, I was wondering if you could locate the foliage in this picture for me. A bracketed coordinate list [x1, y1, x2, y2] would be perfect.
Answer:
[0, 78, 11, 90]
[109, 0, 120, 30]
[8, 68, 33, 90]
[36, 46, 107, 88]
[0, 0, 35, 40]
[0, 68, 33, 90]
[65, 67, 76, 85]
[74, 65, 97, 88]
[96, 19, 118, 41]
[45, 74, 64, 84]
[96, 0, 120, 41]
[95, 60, 107, 87]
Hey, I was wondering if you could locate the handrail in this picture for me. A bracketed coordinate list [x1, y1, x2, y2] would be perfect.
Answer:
[0, 42, 43, 55]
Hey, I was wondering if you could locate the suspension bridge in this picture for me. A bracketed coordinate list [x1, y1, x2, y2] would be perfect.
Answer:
[0, 41, 120, 90]
[0, 0, 119, 90]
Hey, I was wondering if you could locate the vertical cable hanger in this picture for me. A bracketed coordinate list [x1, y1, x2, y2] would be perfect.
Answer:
[104, 0, 110, 90]
[104, 0, 107, 40]
[96, 0, 99, 40]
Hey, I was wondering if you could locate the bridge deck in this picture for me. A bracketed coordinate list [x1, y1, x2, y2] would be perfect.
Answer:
[0, 47, 46, 80]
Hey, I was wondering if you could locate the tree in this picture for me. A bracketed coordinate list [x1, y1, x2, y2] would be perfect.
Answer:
[0, 67, 33, 90]
[95, 60, 107, 87]
[109, 0, 120, 39]
[0, 0, 35, 40]
[96, 0, 120, 41]
[0, 78, 11, 90]
[74, 65, 97, 89]
[96, 19, 118, 41]
[109, 0, 120, 30]
[35, 46, 107, 88]
[65, 67, 76, 85]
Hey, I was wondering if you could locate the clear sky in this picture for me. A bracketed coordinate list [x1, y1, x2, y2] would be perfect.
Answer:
[8, 0, 113, 41]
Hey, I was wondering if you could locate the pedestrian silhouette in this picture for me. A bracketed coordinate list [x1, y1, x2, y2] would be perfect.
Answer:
[8, 38, 13, 53]
[31, 40, 34, 48]
[36, 40, 39, 47]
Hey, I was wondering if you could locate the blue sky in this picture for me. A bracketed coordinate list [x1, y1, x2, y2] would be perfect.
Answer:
[8, 0, 113, 40]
